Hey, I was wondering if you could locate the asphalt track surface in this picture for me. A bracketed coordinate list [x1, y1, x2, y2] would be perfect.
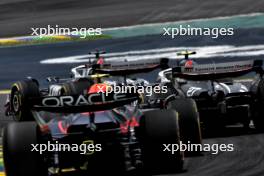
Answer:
[1, 0, 264, 37]
[1, 1, 264, 176]
[1, 27, 264, 89]
[1, 29, 264, 175]
[1, 83, 264, 176]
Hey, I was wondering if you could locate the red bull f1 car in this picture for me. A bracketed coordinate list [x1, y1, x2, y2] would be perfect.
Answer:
[3, 54, 191, 176]
[3, 91, 186, 176]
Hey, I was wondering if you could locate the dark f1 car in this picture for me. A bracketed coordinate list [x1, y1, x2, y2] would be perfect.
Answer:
[158, 56, 264, 131]
[3, 92, 184, 176]
[5, 50, 106, 121]
[4, 50, 168, 122]
[3, 56, 190, 176]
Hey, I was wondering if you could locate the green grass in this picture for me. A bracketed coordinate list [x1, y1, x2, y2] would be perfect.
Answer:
[0, 34, 112, 47]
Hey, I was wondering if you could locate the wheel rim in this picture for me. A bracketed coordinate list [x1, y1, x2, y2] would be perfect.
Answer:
[13, 93, 20, 112]
[12, 92, 23, 121]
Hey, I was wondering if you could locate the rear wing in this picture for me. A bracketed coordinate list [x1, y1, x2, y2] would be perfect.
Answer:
[172, 60, 263, 80]
[70, 58, 168, 79]
[29, 92, 139, 113]
[93, 58, 169, 75]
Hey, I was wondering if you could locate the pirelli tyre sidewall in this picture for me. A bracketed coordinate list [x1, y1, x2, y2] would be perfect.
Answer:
[138, 109, 184, 173]
[10, 80, 40, 121]
[167, 98, 202, 156]
[3, 122, 47, 176]
[252, 78, 264, 131]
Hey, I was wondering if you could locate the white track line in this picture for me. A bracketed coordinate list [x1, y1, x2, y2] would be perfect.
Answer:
[40, 44, 264, 64]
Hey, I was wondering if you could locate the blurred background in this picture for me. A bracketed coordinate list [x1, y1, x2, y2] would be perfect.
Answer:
[1, 0, 264, 37]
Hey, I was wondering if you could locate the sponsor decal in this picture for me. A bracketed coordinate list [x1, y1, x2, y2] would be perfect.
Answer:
[40, 93, 135, 107]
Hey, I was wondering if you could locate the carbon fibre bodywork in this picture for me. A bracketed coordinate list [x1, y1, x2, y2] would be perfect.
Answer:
[32, 104, 143, 172]
[156, 59, 264, 127]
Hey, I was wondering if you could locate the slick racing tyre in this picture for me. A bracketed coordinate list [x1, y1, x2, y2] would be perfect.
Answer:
[3, 122, 47, 176]
[149, 82, 179, 101]
[143, 82, 179, 107]
[167, 98, 202, 155]
[252, 79, 264, 132]
[61, 78, 94, 95]
[10, 79, 40, 121]
[139, 110, 184, 173]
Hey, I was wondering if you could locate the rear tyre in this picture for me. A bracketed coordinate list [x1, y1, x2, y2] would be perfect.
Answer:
[252, 79, 264, 131]
[61, 78, 94, 95]
[139, 110, 184, 174]
[3, 122, 47, 176]
[10, 80, 40, 121]
[167, 98, 202, 155]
